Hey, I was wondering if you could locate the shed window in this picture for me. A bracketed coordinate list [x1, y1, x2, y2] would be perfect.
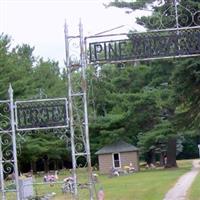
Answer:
[113, 153, 120, 168]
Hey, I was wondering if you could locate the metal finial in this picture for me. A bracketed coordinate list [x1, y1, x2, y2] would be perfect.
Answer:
[79, 18, 82, 25]
[64, 19, 68, 35]
[79, 18, 83, 32]
[8, 83, 13, 95]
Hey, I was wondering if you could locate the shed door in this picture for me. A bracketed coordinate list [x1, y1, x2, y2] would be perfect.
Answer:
[113, 153, 121, 168]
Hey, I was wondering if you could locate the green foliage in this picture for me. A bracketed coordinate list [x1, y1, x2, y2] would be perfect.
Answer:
[19, 134, 69, 162]
[0, 33, 68, 171]
[89, 64, 164, 160]
[172, 58, 200, 129]
[138, 120, 174, 154]
[104, 0, 200, 165]
[31, 58, 66, 98]
[0, 34, 65, 100]
[106, 0, 157, 11]
[177, 135, 199, 159]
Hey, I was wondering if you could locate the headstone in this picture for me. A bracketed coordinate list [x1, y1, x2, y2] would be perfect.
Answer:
[198, 144, 200, 157]
[19, 177, 34, 200]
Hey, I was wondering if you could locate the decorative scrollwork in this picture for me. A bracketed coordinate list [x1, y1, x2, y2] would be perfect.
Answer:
[150, 15, 162, 29]
[68, 39, 80, 67]
[75, 140, 85, 153]
[16, 132, 31, 156]
[0, 133, 13, 163]
[1, 133, 12, 146]
[0, 102, 11, 132]
[50, 128, 70, 139]
[177, 4, 193, 28]
[3, 149, 13, 161]
[3, 162, 14, 175]
[70, 54, 79, 66]
[72, 41, 79, 49]
[194, 11, 200, 26]
[76, 156, 87, 168]
[155, 2, 200, 29]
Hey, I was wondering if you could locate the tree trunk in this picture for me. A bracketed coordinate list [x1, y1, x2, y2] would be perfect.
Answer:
[159, 152, 164, 167]
[166, 136, 177, 168]
[43, 159, 49, 173]
[61, 160, 64, 169]
[54, 160, 57, 170]
[151, 150, 156, 165]
[146, 151, 151, 165]
[146, 149, 156, 166]
[30, 161, 37, 173]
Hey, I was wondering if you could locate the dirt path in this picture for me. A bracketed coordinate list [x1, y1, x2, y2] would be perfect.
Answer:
[163, 159, 200, 200]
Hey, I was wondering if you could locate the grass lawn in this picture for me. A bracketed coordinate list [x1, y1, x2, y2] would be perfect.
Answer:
[187, 171, 200, 200]
[5, 160, 193, 200]
[97, 160, 192, 200]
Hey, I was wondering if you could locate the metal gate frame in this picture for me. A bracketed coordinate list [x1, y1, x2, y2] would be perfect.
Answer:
[0, 86, 70, 200]
[0, 85, 20, 200]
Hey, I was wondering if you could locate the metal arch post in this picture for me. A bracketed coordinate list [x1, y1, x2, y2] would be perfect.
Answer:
[64, 20, 96, 200]
[8, 85, 20, 200]
[0, 136, 6, 200]
[79, 20, 94, 200]
[64, 22, 78, 199]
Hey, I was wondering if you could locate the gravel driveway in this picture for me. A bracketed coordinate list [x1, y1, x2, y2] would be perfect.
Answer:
[163, 159, 200, 200]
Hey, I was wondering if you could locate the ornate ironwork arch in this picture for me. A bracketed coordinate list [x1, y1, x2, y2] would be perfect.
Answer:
[64, 2, 200, 199]
[87, 0, 200, 64]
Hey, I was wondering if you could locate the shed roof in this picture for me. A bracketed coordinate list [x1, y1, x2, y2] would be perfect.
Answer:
[95, 140, 138, 155]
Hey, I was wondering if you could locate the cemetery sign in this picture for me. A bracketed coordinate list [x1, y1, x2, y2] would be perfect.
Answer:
[89, 28, 200, 64]
[15, 98, 68, 130]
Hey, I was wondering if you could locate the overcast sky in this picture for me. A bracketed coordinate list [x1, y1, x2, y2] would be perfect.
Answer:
[0, 0, 147, 68]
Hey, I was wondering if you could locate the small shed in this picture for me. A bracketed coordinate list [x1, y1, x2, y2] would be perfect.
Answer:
[95, 140, 139, 174]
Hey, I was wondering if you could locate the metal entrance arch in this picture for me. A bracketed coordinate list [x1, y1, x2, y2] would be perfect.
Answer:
[86, 1, 200, 64]
[65, 1, 200, 199]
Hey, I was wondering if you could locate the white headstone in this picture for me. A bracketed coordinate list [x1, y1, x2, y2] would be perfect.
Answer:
[19, 177, 34, 200]
[198, 144, 200, 157]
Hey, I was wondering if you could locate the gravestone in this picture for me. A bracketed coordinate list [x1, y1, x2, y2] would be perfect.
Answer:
[19, 177, 34, 200]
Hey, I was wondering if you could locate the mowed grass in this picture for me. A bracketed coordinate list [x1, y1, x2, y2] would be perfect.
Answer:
[97, 160, 192, 200]
[187, 170, 200, 200]
[5, 160, 193, 200]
